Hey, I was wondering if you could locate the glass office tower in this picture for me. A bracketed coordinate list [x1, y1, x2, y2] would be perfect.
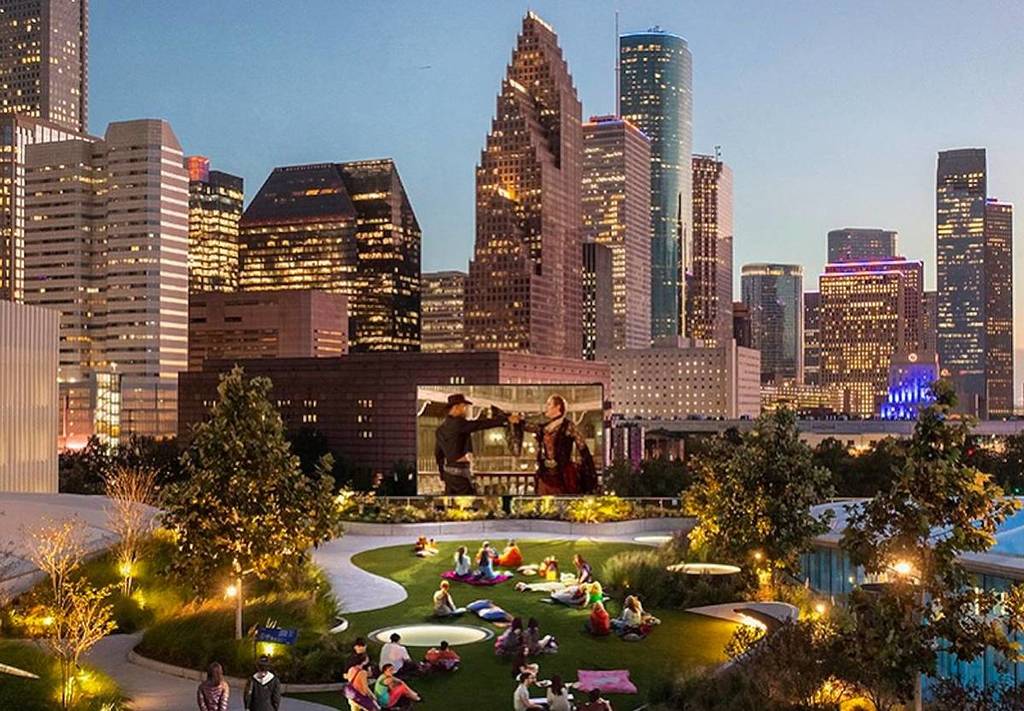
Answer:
[619, 28, 693, 339]
[741, 263, 803, 384]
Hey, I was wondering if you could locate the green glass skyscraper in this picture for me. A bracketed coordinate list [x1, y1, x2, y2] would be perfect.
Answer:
[619, 28, 693, 339]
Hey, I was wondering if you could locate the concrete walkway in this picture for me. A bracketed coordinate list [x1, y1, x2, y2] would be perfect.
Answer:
[313, 528, 676, 614]
[85, 633, 333, 711]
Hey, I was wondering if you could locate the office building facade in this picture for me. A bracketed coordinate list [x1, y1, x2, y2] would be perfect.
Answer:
[582, 241, 613, 360]
[581, 115, 651, 350]
[601, 337, 760, 420]
[984, 199, 1013, 416]
[186, 156, 243, 293]
[804, 291, 821, 386]
[619, 28, 693, 339]
[421, 271, 466, 353]
[465, 12, 582, 358]
[24, 119, 189, 442]
[239, 159, 421, 352]
[740, 263, 803, 384]
[688, 154, 733, 343]
[827, 228, 897, 264]
[819, 259, 924, 416]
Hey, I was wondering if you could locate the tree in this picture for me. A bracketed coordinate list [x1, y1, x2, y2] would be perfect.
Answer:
[163, 366, 338, 638]
[103, 464, 158, 596]
[840, 380, 1022, 709]
[687, 408, 834, 579]
[27, 519, 116, 709]
[603, 456, 691, 498]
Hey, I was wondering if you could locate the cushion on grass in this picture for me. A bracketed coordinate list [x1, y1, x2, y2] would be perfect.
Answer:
[441, 571, 512, 585]
[466, 598, 513, 622]
[575, 669, 638, 694]
[466, 599, 493, 613]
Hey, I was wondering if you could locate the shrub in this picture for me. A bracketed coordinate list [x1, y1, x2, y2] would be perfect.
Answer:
[603, 457, 691, 498]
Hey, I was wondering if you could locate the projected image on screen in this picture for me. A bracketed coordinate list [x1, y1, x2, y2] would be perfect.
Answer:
[416, 384, 604, 496]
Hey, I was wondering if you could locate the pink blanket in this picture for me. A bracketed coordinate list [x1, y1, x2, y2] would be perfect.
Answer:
[575, 669, 638, 694]
[441, 571, 513, 586]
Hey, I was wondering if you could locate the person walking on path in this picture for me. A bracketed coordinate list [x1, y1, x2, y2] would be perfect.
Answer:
[243, 656, 282, 711]
[196, 662, 230, 711]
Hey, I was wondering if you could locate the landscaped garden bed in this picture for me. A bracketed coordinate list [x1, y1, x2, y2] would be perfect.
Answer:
[0, 640, 122, 711]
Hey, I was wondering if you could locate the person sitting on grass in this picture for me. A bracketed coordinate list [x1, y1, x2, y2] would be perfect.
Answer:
[495, 617, 525, 656]
[513, 672, 543, 711]
[374, 663, 422, 709]
[524, 617, 558, 654]
[414, 536, 439, 557]
[574, 554, 594, 585]
[577, 688, 613, 711]
[511, 644, 539, 679]
[453, 546, 472, 577]
[424, 640, 460, 672]
[545, 675, 572, 711]
[497, 539, 523, 568]
[243, 655, 281, 711]
[344, 653, 380, 711]
[585, 600, 611, 636]
[432, 580, 465, 617]
[611, 595, 661, 640]
[380, 633, 419, 677]
[538, 556, 559, 581]
[475, 541, 499, 580]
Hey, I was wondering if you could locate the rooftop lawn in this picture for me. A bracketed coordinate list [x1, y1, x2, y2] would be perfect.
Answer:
[291, 539, 738, 710]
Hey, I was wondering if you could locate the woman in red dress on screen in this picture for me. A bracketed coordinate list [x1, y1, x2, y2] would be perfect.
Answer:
[520, 394, 597, 495]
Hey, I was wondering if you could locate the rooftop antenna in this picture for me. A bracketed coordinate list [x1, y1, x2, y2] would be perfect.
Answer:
[614, 11, 620, 115]
[715, 145, 722, 162]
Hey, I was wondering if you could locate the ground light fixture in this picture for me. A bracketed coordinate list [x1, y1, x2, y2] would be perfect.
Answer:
[665, 563, 742, 575]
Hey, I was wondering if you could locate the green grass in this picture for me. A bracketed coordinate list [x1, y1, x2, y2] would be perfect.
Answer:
[290, 539, 738, 710]
[0, 640, 122, 710]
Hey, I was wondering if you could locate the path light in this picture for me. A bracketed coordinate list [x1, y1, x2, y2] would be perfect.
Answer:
[753, 550, 763, 562]
[118, 561, 133, 579]
[814, 602, 827, 616]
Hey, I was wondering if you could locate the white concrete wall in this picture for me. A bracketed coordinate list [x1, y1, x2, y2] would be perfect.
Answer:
[0, 301, 58, 492]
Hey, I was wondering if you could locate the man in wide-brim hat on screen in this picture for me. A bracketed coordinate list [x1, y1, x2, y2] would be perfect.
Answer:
[433, 393, 518, 495]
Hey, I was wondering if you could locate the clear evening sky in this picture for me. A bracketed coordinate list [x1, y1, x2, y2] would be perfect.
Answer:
[91, 1, 1024, 396]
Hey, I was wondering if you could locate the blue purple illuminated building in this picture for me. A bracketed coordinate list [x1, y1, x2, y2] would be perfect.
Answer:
[880, 351, 938, 420]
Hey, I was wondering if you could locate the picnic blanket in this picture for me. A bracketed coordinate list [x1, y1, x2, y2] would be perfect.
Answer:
[441, 571, 513, 586]
[575, 669, 638, 695]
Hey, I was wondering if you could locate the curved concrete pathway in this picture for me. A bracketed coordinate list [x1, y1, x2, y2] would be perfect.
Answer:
[85, 633, 333, 711]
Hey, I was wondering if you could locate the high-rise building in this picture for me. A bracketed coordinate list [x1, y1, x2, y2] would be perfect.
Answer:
[581, 115, 651, 349]
[740, 263, 803, 384]
[464, 12, 582, 358]
[804, 291, 821, 386]
[582, 241, 613, 360]
[827, 228, 897, 264]
[688, 154, 733, 343]
[24, 119, 190, 442]
[185, 156, 243, 293]
[188, 290, 347, 370]
[984, 199, 1013, 416]
[936, 148, 1013, 418]
[239, 159, 421, 352]
[0, 0, 88, 132]
[819, 258, 924, 416]
[619, 27, 693, 339]
[732, 301, 752, 349]
[921, 290, 938, 355]
[421, 270, 466, 353]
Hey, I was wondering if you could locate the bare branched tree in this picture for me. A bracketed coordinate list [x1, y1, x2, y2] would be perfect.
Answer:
[27, 518, 116, 709]
[103, 464, 157, 596]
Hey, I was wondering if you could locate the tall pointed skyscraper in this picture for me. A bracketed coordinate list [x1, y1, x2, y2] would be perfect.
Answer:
[619, 27, 693, 338]
[464, 12, 583, 357]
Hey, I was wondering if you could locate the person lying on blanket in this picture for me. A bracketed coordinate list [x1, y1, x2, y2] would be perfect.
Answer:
[550, 581, 603, 608]
[496, 539, 523, 568]
[432, 580, 466, 617]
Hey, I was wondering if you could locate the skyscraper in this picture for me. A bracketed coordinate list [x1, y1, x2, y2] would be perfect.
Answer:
[921, 290, 938, 355]
[465, 12, 582, 357]
[819, 258, 924, 416]
[581, 115, 652, 350]
[619, 27, 693, 338]
[24, 119, 190, 442]
[186, 156, 243, 293]
[740, 263, 803, 384]
[0, 0, 89, 302]
[421, 270, 466, 353]
[239, 159, 421, 352]
[0, 0, 88, 131]
[803, 292, 820, 386]
[688, 154, 733, 343]
[936, 148, 1013, 418]
[827, 228, 897, 263]
[582, 241, 613, 360]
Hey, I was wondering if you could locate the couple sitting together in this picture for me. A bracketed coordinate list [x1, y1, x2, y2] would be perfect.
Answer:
[495, 617, 558, 657]
[585, 595, 661, 640]
[344, 637, 422, 711]
[449, 542, 511, 582]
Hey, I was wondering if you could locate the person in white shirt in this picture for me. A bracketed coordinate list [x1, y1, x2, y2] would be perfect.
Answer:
[513, 672, 543, 711]
[379, 633, 415, 677]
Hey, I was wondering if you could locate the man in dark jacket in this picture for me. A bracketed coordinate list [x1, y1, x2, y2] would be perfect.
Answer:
[243, 656, 281, 711]
[434, 393, 516, 494]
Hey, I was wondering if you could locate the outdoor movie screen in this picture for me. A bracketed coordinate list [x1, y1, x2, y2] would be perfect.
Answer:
[416, 383, 605, 496]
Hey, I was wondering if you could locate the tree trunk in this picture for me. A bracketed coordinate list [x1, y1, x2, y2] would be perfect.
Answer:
[234, 575, 243, 640]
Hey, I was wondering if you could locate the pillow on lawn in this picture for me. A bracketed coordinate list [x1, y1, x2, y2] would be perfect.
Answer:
[575, 669, 638, 694]
[478, 606, 513, 623]
[466, 599, 493, 613]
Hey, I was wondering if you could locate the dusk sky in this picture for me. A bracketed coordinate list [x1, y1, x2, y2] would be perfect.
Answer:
[91, 0, 1024, 388]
